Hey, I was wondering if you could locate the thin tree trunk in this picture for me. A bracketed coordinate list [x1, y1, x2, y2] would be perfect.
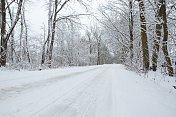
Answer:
[97, 41, 100, 65]
[41, 42, 46, 65]
[7, 2, 15, 63]
[129, 0, 133, 64]
[41, 25, 47, 65]
[89, 36, 92, 65]
[0, 0, 7, 67]
[19, 14, 23, 62]
[41, 0, 53, 65]
[23, 11, 30, 63]
[48, 0, 58, 67]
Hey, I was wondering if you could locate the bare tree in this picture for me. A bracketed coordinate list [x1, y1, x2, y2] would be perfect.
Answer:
[0, 0, 23, 67]
[22, 3, 30, 63]
[48, 0, 71, 67]
[41, 0, 53, 65]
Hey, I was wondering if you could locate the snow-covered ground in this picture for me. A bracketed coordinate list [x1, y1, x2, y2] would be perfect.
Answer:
[0, 64, 176, 117]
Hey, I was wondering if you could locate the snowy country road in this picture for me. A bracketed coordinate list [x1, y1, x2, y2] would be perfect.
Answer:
[0, 64, 176, 117]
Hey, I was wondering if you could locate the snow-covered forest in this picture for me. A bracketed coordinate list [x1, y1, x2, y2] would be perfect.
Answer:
[0, 0, 176, 117]
[0, 0, 175, 76]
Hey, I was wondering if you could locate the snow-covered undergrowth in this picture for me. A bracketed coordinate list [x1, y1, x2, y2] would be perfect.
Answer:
[0, 64, 176, 117]
[125, 65, 176, 92]
[146, 70, 176, 92]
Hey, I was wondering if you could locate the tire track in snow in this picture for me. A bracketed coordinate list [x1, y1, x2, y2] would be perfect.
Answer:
[0, 67, 100, 100]
[57, 70, 106, 117]
[29, 67, 109, 117]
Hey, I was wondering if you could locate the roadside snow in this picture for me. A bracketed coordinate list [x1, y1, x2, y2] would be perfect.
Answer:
[0, 64, 176, 117]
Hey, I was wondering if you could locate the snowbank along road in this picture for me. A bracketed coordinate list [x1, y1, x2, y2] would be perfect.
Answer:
[0, 64, 176, 117]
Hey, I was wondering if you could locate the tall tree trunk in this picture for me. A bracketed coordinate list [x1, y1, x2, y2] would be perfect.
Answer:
[0, 1, 2, 29]
[48, 0, 58, 67]
[7, 2, 14, 64]
[48, 0, 70, 67]
[152, 0, 162, 71]
[138, 0, 150, 71]
[20, 1, 30, 63]
[0, 0, 7, 67]
[0, 0, 23, 67]
[129, 0, 133, 64]
[23, 11, 30, 63]
[41, 0, 53, 65]
[19, 14, 23, 62]
[161, 0, 174, 76]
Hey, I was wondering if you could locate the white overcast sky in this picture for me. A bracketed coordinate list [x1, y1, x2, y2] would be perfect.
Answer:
[26, 0, 107, 36]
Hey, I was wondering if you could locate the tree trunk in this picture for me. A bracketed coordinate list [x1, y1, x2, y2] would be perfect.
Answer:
[0, 0, 23, 67]
[19, 14, 24, 62]
[152, 0, 162, 71]
[161, 0, 174, 76]
[0, 1, 1, 28]
[7, 2, 14, 64]
[41, 25, 47, 65]
[152, 23, 161, 71]
[48, 0, 58, 67]
[41, 0, 53, 65]
[23, 13, 30, 63]
[138, 0, 150, 71]
[0, 0, 7, 67]
[48, 0, 70, 67]
[97, 41, 100, 65]
[129, 0, 133, 64]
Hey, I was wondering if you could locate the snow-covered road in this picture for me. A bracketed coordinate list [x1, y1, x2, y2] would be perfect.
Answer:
[0, 64, 176, 117]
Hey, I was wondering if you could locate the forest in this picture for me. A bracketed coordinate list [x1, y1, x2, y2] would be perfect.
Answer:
[0, 0, 176, 77]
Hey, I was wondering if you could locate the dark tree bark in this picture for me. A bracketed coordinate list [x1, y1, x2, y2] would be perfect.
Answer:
[97, 40, 101, 65]
[0, 1, 1, 28]
[0, 0, 23, 67]
[152, 0, 162, 71]
[41, 25, 47, 65]
[161, 0, 174, 76]
[151, 0, 174, 76]
[129, 0, 133, 64]
[7, 6, 15, 63]
[137, 0, 150, 71]
[0, 0, 7, 67]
